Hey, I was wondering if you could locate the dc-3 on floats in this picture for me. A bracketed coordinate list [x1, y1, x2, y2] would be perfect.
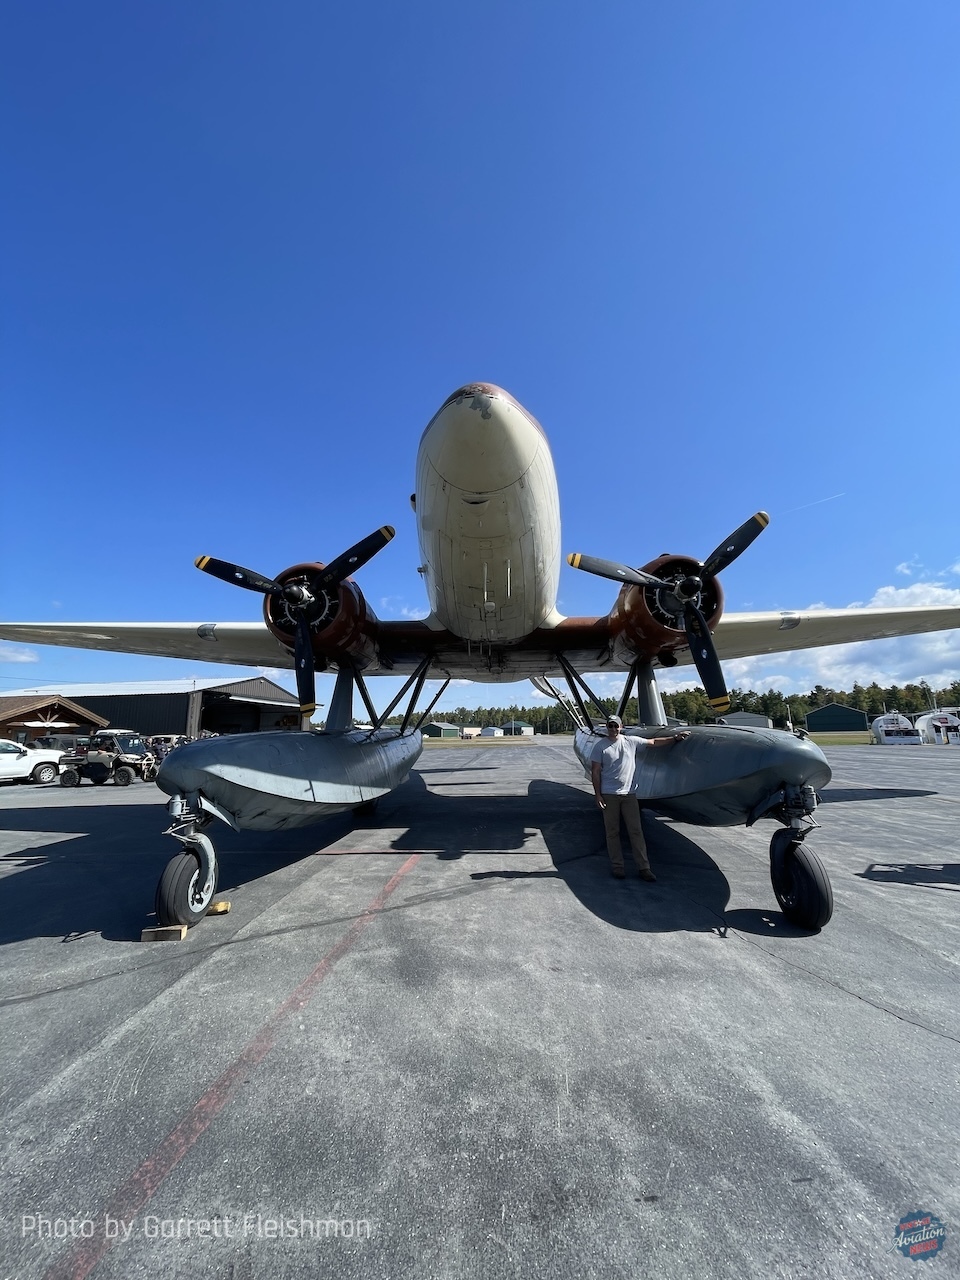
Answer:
[5, 383, 960, 932]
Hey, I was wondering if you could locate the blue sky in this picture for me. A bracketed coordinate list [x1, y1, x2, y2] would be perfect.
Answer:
[3, 1, 959, 716]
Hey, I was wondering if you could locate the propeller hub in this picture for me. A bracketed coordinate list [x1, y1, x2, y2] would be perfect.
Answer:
[282, 583, 313, 608]
[676, 575, 703, 602]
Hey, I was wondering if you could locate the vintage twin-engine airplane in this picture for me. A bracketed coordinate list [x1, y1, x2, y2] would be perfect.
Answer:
[4, 382, 960, 932]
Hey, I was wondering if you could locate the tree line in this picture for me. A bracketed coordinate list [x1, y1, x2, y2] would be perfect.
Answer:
[381, 678, 960, 732]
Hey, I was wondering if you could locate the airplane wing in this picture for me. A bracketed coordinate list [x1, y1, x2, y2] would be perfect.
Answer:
[2, 604, 958, 678]
[0, 622, 294, 668]
[705, 606, 960, 665]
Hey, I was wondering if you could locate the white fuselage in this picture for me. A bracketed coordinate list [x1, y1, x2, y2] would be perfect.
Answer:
[415, 384, 563, 644]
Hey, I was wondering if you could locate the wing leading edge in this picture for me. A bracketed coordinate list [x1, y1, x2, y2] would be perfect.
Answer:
[1, 604, 958, 678]
[709, 606, 960, 666]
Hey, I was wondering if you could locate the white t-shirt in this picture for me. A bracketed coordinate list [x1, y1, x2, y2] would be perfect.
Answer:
[590, 734, 650, 795]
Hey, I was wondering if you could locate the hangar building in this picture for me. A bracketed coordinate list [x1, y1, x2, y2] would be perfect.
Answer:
[502, 720, 535, 736]
[805, 703, 869, 733]
[4, 678, 301, 738]
[422, 722, 461, 739]
[719, 711, 773, 729]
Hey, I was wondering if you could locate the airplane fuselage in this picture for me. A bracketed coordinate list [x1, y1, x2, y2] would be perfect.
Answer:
[415, 384, 563, 645]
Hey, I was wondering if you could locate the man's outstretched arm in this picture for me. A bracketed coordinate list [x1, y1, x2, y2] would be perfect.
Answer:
[646, 732, 690, 748]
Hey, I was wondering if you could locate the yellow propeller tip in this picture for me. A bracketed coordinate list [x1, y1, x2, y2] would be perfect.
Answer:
[195, 555, 210, 569]
[567, 553, 581, 568]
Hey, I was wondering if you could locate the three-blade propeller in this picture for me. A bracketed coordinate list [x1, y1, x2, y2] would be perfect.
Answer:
[195, 526, 395, 717]
[567, 512, 769, 716]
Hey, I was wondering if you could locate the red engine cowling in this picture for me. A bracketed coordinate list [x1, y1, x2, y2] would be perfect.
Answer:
[608, 554, 724, 665]
[262, 562, 380, 669]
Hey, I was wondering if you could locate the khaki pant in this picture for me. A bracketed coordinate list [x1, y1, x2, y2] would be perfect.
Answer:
[601, 794, 650, 871]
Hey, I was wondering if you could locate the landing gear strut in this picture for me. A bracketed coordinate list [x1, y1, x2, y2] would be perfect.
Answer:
[156, 794, 219, 927]
[767, 783, 833, 929]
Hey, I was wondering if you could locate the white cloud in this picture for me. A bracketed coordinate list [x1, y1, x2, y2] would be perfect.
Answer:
[867, 582, 960, 608]
[378, 596, 430, 620]
[0, 644, 39, 664]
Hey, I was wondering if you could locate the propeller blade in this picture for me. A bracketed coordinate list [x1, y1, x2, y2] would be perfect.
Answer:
[683, 602, 731, 716]
[311, 526, 396, 593]
[293, 612, 317, 717]
[701, 512, 769, 579]
[195, 556, 283, 596]
[566, 553, 666, 589]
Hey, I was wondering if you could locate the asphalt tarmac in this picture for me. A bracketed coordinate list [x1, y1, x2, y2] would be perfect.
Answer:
[0, 739, 957, 1279]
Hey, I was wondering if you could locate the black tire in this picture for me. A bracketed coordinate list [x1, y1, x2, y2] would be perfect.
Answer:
[60, 767, 80, 788]
[155, 852, 218, 927]
[31, 763, 59, 785]
[770, 836, 834, 929]
[114, 765, 135, 787]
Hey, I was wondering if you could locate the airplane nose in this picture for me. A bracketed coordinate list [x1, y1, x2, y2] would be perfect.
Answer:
[156, 738, 224, 803]
[419, 383, 545, 491]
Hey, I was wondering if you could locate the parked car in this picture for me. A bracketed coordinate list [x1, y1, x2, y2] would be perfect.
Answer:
[0, 738, 63, 785]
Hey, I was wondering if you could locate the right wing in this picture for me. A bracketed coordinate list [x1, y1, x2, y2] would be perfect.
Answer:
[710, 606, 960, 664]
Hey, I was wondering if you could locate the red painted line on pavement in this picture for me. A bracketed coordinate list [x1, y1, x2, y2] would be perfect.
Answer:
[43, 854, 421, 1280]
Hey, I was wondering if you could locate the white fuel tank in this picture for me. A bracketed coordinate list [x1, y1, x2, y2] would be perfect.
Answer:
[914, 711, 960, 745]
[870, 713, 923, 745]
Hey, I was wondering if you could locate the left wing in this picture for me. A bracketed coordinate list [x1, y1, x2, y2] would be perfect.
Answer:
[0, 622, 293, 668]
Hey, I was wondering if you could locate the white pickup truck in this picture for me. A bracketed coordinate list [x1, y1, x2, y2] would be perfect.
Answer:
[0, 739, 64, 785]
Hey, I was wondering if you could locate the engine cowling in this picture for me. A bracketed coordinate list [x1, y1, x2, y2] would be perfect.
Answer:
[608, 554, 724, 666]
[262, 562, 380, 669]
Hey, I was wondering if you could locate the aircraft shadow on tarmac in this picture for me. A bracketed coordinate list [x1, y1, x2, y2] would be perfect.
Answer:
[856, 862, 960, 891]
[0, 801, 348, 945]
[818, 786, 938, 803]
[0, 772, 816, 944]
[373, 774, 816, 938]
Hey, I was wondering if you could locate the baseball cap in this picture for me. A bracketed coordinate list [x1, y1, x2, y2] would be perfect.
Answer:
[606, 715, 622, 727]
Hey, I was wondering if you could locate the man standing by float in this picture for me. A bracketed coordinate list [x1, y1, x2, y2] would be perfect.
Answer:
[591, 715, 688, 880]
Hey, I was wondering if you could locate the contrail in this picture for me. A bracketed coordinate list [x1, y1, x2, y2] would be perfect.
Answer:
[784, 492, 846, 514]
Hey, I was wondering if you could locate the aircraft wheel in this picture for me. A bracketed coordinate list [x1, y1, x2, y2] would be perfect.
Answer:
[155, 852, 218, 927]
[114, 766, 135, 787]
[770, 832, 833, 930]
[353, 798, 380, 820]
[60, 768, 80, 788]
